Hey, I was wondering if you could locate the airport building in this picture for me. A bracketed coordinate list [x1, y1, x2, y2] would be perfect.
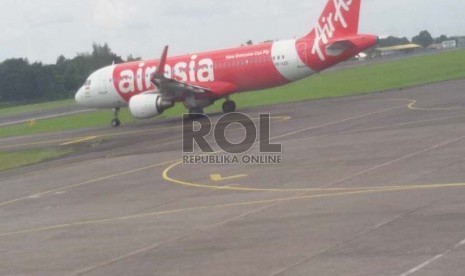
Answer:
[456, 37, 465, 47]
[374, 44, 422, 57]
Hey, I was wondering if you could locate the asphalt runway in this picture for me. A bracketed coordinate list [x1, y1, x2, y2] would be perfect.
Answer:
[2, 79, 465, 275]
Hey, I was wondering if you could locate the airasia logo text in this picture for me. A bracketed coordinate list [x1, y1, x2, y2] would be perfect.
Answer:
[312, 0, 352, 61]
[113, 55, 215, 97]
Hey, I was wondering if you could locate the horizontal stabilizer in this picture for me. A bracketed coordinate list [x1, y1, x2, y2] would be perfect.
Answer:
[325, 40, 355, 57]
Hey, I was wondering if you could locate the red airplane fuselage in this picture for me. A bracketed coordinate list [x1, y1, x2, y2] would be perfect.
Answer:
[75, 0, 377, 126]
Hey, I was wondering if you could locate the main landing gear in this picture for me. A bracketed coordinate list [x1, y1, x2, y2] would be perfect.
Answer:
[222, 99, 236, 114]
[187, 98, 236, 120]
[188, 107, 204, 120]
[111, 107, 121, 127]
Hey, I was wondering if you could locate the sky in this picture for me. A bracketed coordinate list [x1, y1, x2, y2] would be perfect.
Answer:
[0, 0, 463, 64]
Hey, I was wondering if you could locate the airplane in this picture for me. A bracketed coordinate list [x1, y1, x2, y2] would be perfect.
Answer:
[75, 0, 378, 127]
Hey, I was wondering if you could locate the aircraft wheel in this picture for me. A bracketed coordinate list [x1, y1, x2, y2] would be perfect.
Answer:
[222, 100, 236, 114]
[111, 107, 121, 127]
[111, 118, 121, 127]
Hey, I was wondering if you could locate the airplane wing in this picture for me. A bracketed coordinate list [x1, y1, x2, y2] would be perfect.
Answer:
[156, 77, 211, 94]
[150, 46, 236, 98]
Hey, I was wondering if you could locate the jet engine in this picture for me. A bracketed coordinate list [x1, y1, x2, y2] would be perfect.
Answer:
[129, 94, 174, 119]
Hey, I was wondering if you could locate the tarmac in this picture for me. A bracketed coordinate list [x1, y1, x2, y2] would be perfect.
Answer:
[1, 79, 465, 275]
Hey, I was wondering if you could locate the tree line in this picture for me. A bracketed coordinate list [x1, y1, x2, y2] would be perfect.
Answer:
[379, 30, 454, 48]
[0, 43, 140, 104]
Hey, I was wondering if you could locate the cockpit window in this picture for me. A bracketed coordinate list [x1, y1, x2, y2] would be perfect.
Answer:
[85, 79, 92, 86]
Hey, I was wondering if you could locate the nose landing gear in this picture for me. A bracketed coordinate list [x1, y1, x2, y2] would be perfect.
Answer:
[188, 107, 204, 120]
[111, 107, 121, 127]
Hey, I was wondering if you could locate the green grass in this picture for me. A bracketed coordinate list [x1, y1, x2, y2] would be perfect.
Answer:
[1, 49, 465, 138]
[0, 149, 72, 171]
[0, 109, 132, 138]
[0, 99, 75, 118]
[228, 49, 465, 108]
[0, 105, 189, 138]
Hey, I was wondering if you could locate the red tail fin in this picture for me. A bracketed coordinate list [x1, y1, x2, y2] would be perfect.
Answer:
[304, 0, 361, 39]
[296, 0, 377, 70]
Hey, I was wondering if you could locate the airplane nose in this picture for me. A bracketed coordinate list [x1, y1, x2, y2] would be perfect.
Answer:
[75, 88, 83, 105]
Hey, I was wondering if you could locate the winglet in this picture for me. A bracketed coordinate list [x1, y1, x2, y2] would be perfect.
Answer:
[152, 46, 169, 90]
[156, 45, 169, 76]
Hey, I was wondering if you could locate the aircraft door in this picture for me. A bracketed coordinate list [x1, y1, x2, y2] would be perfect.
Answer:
[98, 73, 109, 95]
[296, 42, 308, 68]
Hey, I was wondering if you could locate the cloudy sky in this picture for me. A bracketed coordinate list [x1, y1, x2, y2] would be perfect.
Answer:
[1, 0, 463, 64]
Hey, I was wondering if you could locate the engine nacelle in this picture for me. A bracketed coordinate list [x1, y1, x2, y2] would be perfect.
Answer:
[129, 94, 174, 119]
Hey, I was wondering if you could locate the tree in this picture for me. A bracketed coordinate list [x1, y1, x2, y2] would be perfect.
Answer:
[434, 34, 449, 44]
[0, 58, 34, 101]
[412, 30, 433, 48]
[91, 43, 123, 67]
[378, 36, 410, 47]
[0, 42, 126, 104]
[126, 54, 142, 62]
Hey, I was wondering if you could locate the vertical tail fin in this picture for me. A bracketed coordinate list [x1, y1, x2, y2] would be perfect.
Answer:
[304, 0, 361, 39]
[296, 0, 377, 70]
